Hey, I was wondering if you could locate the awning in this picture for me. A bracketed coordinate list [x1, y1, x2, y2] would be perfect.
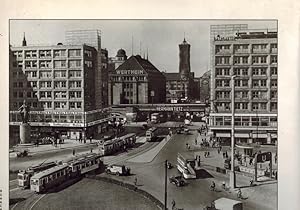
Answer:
[252, 133, 268, 138]
[216, 133, 230, 138]
[216, 133, 250, 138]
[271, 133, 277, 138]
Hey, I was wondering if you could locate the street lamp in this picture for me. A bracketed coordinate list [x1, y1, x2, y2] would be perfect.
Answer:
[230, 75, 236, 189]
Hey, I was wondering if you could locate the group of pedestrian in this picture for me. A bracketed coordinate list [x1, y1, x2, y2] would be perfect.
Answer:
[204, 151, 210, 158]
[186, 143, 191, 150]
[222, 151, 228, 159]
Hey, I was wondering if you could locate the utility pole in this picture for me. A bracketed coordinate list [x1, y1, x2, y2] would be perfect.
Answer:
[230, 75, 236, 189]
[164, 160, 168, 210]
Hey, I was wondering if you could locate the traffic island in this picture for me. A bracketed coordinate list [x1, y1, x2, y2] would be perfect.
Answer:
[89, 176, 165, 210]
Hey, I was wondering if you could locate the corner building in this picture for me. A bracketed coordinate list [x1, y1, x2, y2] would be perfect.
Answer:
[108, 55, 166, 104]
[9, 43, 109, 145]
[209, 29, 278, 144]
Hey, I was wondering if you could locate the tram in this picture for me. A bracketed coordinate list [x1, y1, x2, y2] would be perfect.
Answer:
[30, 153, 103, 193]
[146, 127, 159, 142]
[18, 161, 58, 188]
[98, 133, 136, 156]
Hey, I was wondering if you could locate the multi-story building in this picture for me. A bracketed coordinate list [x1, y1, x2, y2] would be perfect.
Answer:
[108, 55, 166, 105]
[209, 28, 278, 144]
[165, 38, 200, 102]
[65, 29, 105, 109]
[9, 37, 110, 145]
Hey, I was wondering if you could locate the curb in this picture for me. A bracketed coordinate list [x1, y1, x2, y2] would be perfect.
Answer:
[88, 176, 165, 210]
[10, 143, 97, 158]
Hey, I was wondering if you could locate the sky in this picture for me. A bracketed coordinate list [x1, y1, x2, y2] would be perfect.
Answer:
[9, 20, 277, 77]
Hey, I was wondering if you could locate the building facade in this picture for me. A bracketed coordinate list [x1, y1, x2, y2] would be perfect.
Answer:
[165, 38, 200, 102]
[108, 55, 166, 105]
[209, 28, 278, 144]
[65, 29, 105, 109]
[9, 41, 110, 145]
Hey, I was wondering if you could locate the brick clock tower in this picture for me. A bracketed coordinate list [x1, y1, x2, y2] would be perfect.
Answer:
[179, 38, 191, 98]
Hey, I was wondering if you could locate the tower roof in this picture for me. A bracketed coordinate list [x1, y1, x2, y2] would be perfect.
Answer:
[116, 48, 127, 57]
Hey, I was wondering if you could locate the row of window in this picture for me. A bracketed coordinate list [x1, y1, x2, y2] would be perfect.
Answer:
[215, 67, 277, 76]
[215, 102, 277, 111]
[13, 49, 87, 59]
[215, 90, 277, 99]
[215, 55, 277, 65]
[111, 76, 147, 82]
[12, 90, 83, 99]
[215, 43, 277, 53]
[14, 70, 83, 79]
[15, 60, 93, 69]
[215, 79, 277, 88]
[12, 80, 83, 89]
[212, 115, 277, 127]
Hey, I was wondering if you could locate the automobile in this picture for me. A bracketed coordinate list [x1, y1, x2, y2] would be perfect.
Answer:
[169, 175, 185, 187]
[176, 128, 182, 134]
[184, 128, 190, 135]
[105, 164, 131, 176]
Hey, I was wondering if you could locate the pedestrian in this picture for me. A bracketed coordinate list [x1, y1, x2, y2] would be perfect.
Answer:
[222, 181, 226, 190]
[195, 138, 197, 145]
[134, 177, 138, 186]
[72, 149, 75, 156]
[217, 148, 220, 154]
[90, 135, 92, 143]
[249, 158, 253, 165]
[171, 199, 176, 210]
[84, 139, 86, 144]
[207, 151, 210, 157]
[90, 148, 93, 153]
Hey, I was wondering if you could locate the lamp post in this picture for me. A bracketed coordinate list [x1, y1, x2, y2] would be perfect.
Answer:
[230, 75, 236, 189]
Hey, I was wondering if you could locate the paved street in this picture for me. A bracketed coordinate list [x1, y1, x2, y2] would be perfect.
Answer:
[107, 129, 277, 210]
[9, 124, 277, 210]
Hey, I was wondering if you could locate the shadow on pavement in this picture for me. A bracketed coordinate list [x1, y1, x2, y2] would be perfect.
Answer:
[195, 169, 214, 179]
[9, 198, 26, 205]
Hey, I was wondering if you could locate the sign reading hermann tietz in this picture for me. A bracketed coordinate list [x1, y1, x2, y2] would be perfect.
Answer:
[156, 106, 184, 112]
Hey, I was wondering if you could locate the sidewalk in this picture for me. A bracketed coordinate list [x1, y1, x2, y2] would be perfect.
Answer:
[128, 135, 172, 163]
[10, 139, 95, 158]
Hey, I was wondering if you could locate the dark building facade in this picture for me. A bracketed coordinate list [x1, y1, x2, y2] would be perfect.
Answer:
[165, 38, 200, 102]
[108, 55, 166, 105]
[199, 70, 211, 103]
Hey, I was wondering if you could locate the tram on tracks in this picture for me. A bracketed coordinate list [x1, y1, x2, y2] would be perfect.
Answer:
[98, 133, 136, 156]
[30, 153, 102, 193]
[18, 161, 58, 188]
[146, 127, 159, 142]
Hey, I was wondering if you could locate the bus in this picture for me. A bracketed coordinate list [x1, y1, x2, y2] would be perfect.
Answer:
[177, 152, 196, 179]
[146, 127, 159, 142]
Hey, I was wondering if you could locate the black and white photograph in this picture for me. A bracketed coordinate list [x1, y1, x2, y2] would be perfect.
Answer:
[8, 19, 278, 210]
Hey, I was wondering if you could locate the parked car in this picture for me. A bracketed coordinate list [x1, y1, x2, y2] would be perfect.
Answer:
[169, 175, 185, 187]
[105, 164, 131, 176]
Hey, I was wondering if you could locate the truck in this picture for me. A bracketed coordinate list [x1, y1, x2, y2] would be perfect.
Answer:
[105, 164, 131, 176]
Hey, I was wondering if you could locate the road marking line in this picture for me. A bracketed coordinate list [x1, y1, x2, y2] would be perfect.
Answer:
[10, 187, 19, 192]
[29, 194, 46, 210]
[11, 202, 19, 210]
